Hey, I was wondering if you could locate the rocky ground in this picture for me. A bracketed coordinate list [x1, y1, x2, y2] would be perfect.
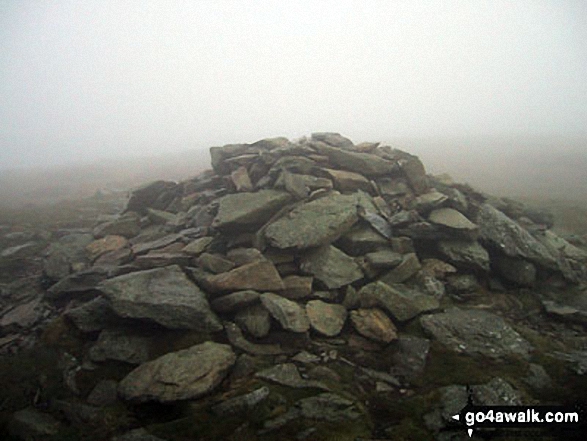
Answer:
[1, 133, 586, 441]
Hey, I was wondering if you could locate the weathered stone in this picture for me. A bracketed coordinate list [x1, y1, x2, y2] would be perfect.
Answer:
[312, 142, 397, 176]
[350, 308, 397, 343]
[89, 328, 150, 364]
[260, 292, 310, 333]
[446, 274, 480, 294]
[99, 265, 222, 331]
[86, 235, 128, 261]
[437, 240, 490, 272]
[0, 298, 43, 330]
[43, 233, 93, 281]
[210, 290, 260, 313]
[364, 250, 403, 269]
[225, 321, 282, 355]
[231, 165, 253, 191]
[306, 300, 347, 337]
[379, 252, 421, 284]
[255, 363, 328, 390]
[112, 428, 167, 441]
[359, 281, 439, 322]
[86, 379, 119, 407]
[65, 296, 118, 332]
[376, 178, 410, 197]
[410, 191, 448, 213]
[322, 168, 372, 193]
[420, 258, 457, 279]
[264, 193, 358, 249]
[119, 342, 236, 403]
[420, 308, 532, 359]
[46, 268, 107, 301]
[390, 336, 431, 381]
[131, 233, 182, 255]
[134, 252, 191, 269]
[203, 260, 284, 293]
[337, 225, 389, 256]
[197, 252, 235, 274]
[311, 132, 354, 149]
[234, 304, 272, 338]
[212, 386, 270, 416]
[476, 203, 558, 270]
[182, 236, 213, 256]
[8, 407, 62, 440]
[358, 210, 393, 239]
[93, 214, 141, 239]
[428, 208, 478, 234]
[281, 275, 313, 299]
[212, 190, 292, 231]
[496, 256, 536, 286]
[300, 245, 363, 289]
[125, 180, 178, 214]
[146, 208, 177, 225]
[399, 155, 429, 195]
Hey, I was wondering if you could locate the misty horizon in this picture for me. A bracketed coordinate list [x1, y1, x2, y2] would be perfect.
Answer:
[2, 1, 586, 170]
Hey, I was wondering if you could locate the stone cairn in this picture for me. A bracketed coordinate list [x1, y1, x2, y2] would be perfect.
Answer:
[4, 132, 587, 440]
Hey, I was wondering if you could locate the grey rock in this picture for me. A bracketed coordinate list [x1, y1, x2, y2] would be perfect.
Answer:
[364, 250, 403, 269]
[235, 304, 272, 338]
[43, 233, 93, 281]
[322, 168, 372, 193]
[390, 336, 431, 381]
[337, 225, 389, 256]
[311, 132, 354, 149]
[428, 208, 478, 235]
[212, 190, 292, 231]
[265, 193, 359, 249]
[260, 293, 310, 333]
[359, 281, 439, 322]
[211, 290, 260, 313]
[281, 275, 314, 299]
[65, 296, 118, 333]
[410, 191, 448, 213]
[93, 214, 141, 239]
[125, 180, 179, 214]
[350, 308, 397, 343]
[522, 364, 553, 390]
[420, 308, 532, 359]
[197, 252, 235, 274]
[89, 328, 150, 364]
[0, 298, 43, 330]
[99, 265, 222, 331]
[398, 154, 429, 195]
[212, 386, 270, 416]
[47, 268, 108, 301]
[446, 274, 480, 294]
[379, 253, 421, 284]
[305, 300, 347, 337]
[131, 233, 182, 255]
[255, 363, 328, 390]
[437, 240, 490, 272]
[549, 350, 587, 375]
[87, 379, 119, 407]
[231, 165, 253, 192]
[225, 321, 283, 355]
[202, 260, 284, 293]
[119, 341, 236, 402]
[182, 236, 213, 256]
[496, 256, 536, 286]
[300, 245, 363, 289]
[312, 142, 397, 176]
[476, 203, 558, 270]
[111, 428, 168, 441]
[8, 407, 61, 440]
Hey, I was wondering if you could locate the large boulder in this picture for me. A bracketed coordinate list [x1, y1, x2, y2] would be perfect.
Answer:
[264, 193, 359, 249]
[118, 342, 236, 402]
[212, 190, 292, 231]
[98, 265, 222, 331]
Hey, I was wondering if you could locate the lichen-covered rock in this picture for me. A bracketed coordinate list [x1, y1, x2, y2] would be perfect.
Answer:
[306, 300, 347, 337]
[350, 308, 397, 343]
[300, 245, 363, 289]
[260, 292, 310, 333]
[118, 341, 236, 402]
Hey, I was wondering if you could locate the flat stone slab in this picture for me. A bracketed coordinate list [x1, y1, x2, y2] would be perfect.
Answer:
[98, 265, 222, 332]
[350, 308, 398, 343]
[212, 190, 292, 231]
[428, 208, 478, 231]
[300, 245, 363, 289]
[312, 142, 397, 176]
[119, 341, 236, 403]
[255, 363, 329, 390]
[437, 240, 490, 272]
[306, 300, 347, 337]
[264, 193, 359, 249]
[420, 307, 533, 359]
[203, 260, 284, 293]
[260, 293, 310, 333]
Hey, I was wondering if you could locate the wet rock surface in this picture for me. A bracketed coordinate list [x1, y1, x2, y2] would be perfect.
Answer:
[1, 133, 586, 440]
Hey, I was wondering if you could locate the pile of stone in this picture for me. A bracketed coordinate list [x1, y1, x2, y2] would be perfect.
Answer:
[4, 133, 587, 440]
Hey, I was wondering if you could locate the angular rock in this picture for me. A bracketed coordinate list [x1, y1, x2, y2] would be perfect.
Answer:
[235, 304, 272, 338]
[390, 336, 431, 381]
[43, 233, 93, 281]
[260, 292, 310, 333]
[8, 407, 61, 440]
[420, 307, 532, 359]
[89, 328, 150, 364]
[98, 265, 222, 331]
[85, 235, 128, 262]
[203, 260, 284, 293]
[476, 203, 558, 270]
[337, 225, 389, 256]
[119, 342, 236, 403]
[87, 379, 119, 407]
[379, 252, 421, 284]
[428, 208, 478, 234]
[496, 256, 536, 286]
[212, 386, 270, 416]
[420, 258, 457, 279]
[210, 290, 260, 313]
[399, 154, 429, 195]
[264, 193, 358, 249]
[312, 142, 397, 176]
[322, 168, 372, 193]
[255, 363, 328, 390]
[65, 296, 118, 332]
[125, 180, 178, 214]
[300, 245, 363, 289]
[182, 236, 214, 256]
[359, 281, 439, 322]
[46, 268, 108, 301]
[93, 214, 141, 239]
[311, 132, 354, 149]
[437, 240, 490, 272]
[212, 190, 292, 231]
[410, 191, 448, 213]
[305, 300, 347, 337]
[231, 165, 253, 192]
[364, 250, 403, 269]
[350, 308, 397, 343]
[281, 275, 313, 299]
[197, 252, 235, 274]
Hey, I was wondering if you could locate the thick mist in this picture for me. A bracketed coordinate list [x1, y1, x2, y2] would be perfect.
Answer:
[1, 1, 586, 206]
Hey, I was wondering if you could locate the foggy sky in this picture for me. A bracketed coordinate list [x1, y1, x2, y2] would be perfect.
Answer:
[1, 0, 586, 169]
